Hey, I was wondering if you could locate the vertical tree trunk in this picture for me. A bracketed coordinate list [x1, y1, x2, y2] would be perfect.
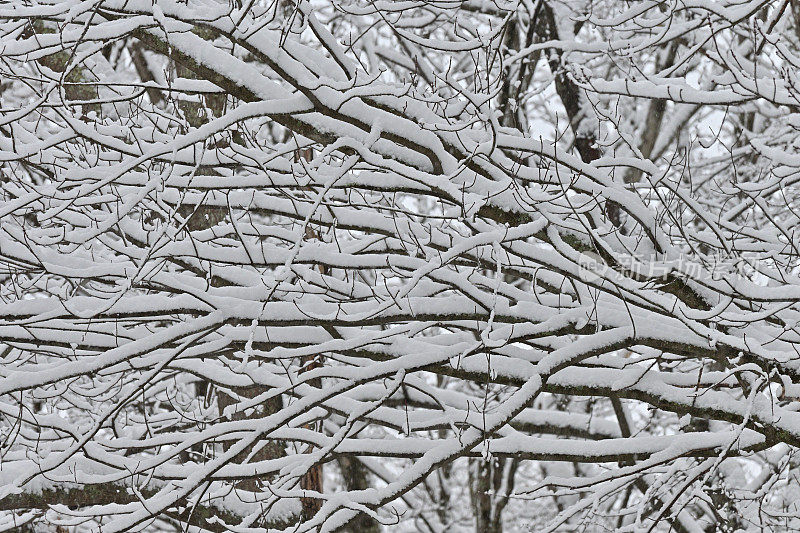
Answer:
[217, 385, 286, 491]
[299, 353, 324, 520]
[295, 145, 326, 521]
[175, 29, 289, 518]
[335, 456, 380, 533]
[470, 456, 518, 533]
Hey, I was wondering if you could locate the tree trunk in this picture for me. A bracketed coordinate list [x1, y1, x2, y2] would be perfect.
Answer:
[334, 456, 380, 533]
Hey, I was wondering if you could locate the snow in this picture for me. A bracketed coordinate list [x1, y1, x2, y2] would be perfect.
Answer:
[0, 0, 799, 531]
